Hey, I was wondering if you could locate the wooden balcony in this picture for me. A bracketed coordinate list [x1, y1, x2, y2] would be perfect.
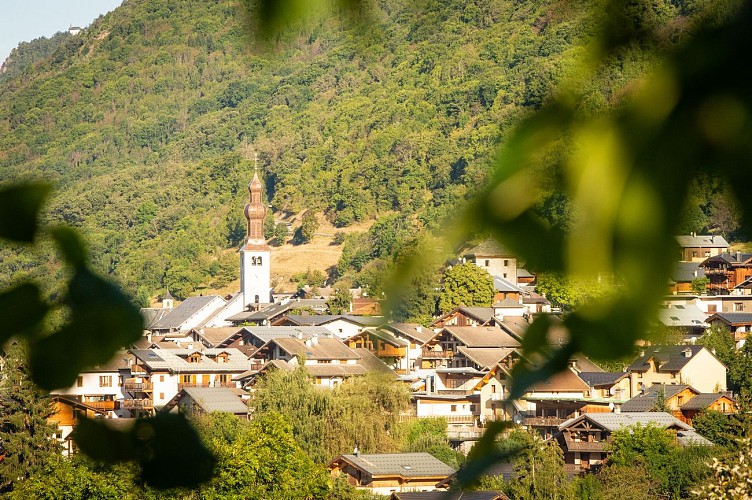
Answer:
[83, 400, 116, 411]
[563, 434, 606, 452]
[422, 348, 453, 359]
[124, 380, 153, 392]
[122, 399, 154, 410]
[524, 416, 566, 427]
[435, 389, 474, 396]
[377, 346, 407, 357]
[178, 381, 236, 390]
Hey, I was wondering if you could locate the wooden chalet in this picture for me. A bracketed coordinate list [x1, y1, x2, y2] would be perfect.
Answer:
[700, 252, 752, 294]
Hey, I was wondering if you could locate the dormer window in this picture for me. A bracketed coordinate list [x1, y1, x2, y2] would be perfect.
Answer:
[215, 352, 229, 363]
[187, 353, 201, 363]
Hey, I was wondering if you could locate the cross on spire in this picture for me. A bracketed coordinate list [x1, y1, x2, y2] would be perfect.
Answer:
[254, 152, 258, 172]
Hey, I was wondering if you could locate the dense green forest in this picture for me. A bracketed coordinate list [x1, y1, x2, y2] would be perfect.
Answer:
[0, 0, 735, 304]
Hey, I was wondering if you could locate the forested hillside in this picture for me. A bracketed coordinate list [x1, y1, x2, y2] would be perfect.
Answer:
[0, 0, 724, 303]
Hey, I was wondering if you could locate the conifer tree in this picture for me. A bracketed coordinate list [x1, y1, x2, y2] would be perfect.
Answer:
[0, 343, 60, 493]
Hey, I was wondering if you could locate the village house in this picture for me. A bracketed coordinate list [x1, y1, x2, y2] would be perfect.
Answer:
[328, 452, 456, 495]
[163, 386, 250, 420]
[657, 303, 708, 340]
[53, 352, 131, 419]
[273, 314, 386, 339]
[669, 261, 704, 295]
[49, 396, 106, 456]
[555, 412, 711, 473]
[345, 328, 410, 374]
[700, 252, 752, 294]
[248, 335, 393, 387]
[676, 234, 729, 262]
[620, 384, 700, 417]
[464, 239, 519, 283]
[625, 345, 727, 394]
[706, 312, 752, 345]
[148, 295, 228, 334]
[680, 392, 737, 425]
[125, 348, 256, 415]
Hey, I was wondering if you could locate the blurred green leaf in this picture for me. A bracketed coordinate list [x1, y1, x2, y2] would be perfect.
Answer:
[455, 420, 517, 489]
[0, 183, 50, 242]
[28, 267, 143, 391]
[74, 414, 216, 489]
[0, 283, 48, 344]
[136, 414, 216, 489]
[74, 417, 138, 462]
[49, 226, 88, 268]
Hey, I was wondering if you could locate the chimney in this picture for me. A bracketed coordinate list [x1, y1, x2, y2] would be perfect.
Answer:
[683, 348, 692, 358]
[297, 331, 303, 340]
[416, 325, 422, 333]
[311, 334, 319, 346]
[737, 250, 742, 262]
[614, 404, 621, 414]
[304, 339, 312, 347]
[353, 445, 359, 457]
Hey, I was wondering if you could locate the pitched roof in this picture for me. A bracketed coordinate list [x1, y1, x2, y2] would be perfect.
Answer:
[196, 327, 244, 347]
[493, 298, 524, 308]
[242, 326, 334, 343]
[578, 371, 628, 387]
[707, 312, 752, 325]
[658, 304, 707, 328]
[283, 314, 386, 327]
[456, 347, 516, 370]
[181, 387, 248, 414]
[627, 345, 710, 373]
[528, 368, 590, 393]
[492, 277, 522, 293]
[675, 235, 729, 248]
[621, 393, 672, 413]
[671, 262, 703, 283]
[465, 239, 514, 258]
[387, 323, 436, 344]
[270, 337, 360, 360]
[560, 411, 691, 432]
[152, 296, 225, 330]
[351, 347, 396, 374]
[130, 348, 254, 373]
[140, 308, 172, 329]
[443, 326, 521, 348]
[680, 393, 729, 411]
[306, 364, 368, 377]
[331, 452, 456, 478]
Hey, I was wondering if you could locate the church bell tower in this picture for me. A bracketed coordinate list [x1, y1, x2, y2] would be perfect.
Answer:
[240, 157, 271, 308]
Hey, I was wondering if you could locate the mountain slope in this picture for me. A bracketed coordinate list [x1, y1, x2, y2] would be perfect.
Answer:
[0, 0, 596, 300]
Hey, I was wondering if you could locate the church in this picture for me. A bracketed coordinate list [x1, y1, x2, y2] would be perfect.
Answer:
[146, 167, 275, 333]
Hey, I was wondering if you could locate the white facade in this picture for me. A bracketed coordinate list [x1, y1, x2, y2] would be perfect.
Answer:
[240, 247, 271, 307]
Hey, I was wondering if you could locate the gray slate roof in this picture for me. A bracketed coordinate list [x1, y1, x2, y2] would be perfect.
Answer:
[140, 308, 171, 329]
[269, 337, 360, 360]
[578, 371, 628, 387]
[182, 387, 248, 414]
[627, 345, 707, 373]
[560, 411, 691, 432]
[242, 326, 334, 343]
[681, 393, 727, 411]
[130, 348, 254, 373]
[456, 347, 516, 370]
[464, 239, 514, 257]
[283, 314, 386, 327]
[444, 326, 521, 348]
[492, 276, 522, 293]
[672, 262, 703, 283]
[387, 323, 436, 344]
[708, 312, 752, 325]
[152, 296, 224, 330]
[333, 452, 456, 478]
[658, 305, 707, 328]
[675, 235, 729, 248]
[351, 348, 396, 374]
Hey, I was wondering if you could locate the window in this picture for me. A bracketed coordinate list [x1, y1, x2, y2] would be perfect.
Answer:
[159, 393, 164, 400]
[218, 374, 229, 383]
[76, 376, 83, 387]
[159, 375, 165, 382]
[469, 405, 476, 412]
[735, 302, 744, 312]
[677, 396, 684, 405]
[254, 295, 260, 303]
[484, 260, 489, 266]
[251, 256, 263, 266]
[450, 405, 457, 412]
[99, 375, 112, 387]
[503, 273, 507, 278]
[708, 305, 717, 313]
[504, 259, 509, 266]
